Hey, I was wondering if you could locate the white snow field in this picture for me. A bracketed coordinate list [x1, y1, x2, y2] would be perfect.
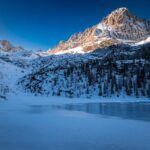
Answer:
[0, 95, 150, 150]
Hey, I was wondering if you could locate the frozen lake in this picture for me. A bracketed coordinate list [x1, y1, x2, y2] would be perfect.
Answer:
[0, 99, 150, 150]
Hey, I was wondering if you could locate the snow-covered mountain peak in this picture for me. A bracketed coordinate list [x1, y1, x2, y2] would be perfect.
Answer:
[107, 7, 130, 18]
[102, 7, 134, 25]
[48, 7, 150, 55]
[96, 7, 150, 44]
[101, 7, 149, 32]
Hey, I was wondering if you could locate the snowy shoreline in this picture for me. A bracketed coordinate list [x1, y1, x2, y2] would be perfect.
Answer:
[1, 93, 149, 105]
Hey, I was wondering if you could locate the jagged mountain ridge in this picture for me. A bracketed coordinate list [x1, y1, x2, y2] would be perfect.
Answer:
[48, 7, 150, 54]
[0, 40, 24, 52]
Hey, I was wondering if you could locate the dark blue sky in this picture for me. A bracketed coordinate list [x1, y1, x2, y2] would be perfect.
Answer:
[0, 0, 149, 50]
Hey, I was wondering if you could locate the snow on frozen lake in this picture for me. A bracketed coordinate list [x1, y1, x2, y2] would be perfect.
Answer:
[0, 96, 150, 150]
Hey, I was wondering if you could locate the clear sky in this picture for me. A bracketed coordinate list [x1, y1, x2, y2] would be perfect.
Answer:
[0, 0, 149, 51]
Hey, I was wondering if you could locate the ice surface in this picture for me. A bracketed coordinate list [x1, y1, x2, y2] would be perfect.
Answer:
[0, 95, 150, 150]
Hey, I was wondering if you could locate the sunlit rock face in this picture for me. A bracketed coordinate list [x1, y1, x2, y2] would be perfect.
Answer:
[101, 7, 150, 41]
[48, 7, 150, 55]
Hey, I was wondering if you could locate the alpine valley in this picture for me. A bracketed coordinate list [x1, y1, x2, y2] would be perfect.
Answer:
[0, 7, 150, 100]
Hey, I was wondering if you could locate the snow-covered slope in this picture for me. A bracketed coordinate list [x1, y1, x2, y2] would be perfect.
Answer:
[0, 42, 47, 99]
[135, 36, 150, 45]
[0, 58, 29, 99]
[20, 43, 150, 99]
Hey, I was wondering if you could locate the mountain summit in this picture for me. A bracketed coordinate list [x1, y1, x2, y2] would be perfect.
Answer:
[48, 7, 150, 54]
[101, 7, 150, 40]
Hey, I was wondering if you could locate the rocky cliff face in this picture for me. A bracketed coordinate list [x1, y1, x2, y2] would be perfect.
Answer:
[100, 7, 150, 41]
[48, 26, 97, 54]
[48, 7, 150, 54]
